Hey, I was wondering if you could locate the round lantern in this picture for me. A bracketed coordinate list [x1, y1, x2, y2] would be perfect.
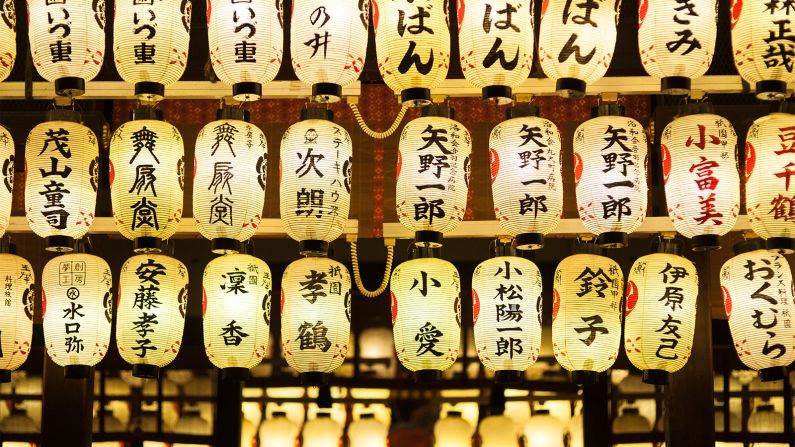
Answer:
[721, 248, 795, 382]
[259, 411, 300, 447]
[748, 404, 785, 432]
[116, 254, 189, 379]
[478, 414, 517, 447]
[281, 256, 351, 385]
[114, 0, 192, 101]
[374, 0, 450, 106]
[42, 252, 112, 378]
[0, 124, 14, 238]
[207, 0, 284, 101]
[434, 411, 474, 447]
[302, 412, 342, 447]
[203, 253, 271, 378]
[522, 409, 565, 447]
[574, 105, 648, 248]
[390, 255, 461, 380]
[396, 106, 471, 247]
[612, 407, 651, 433]
[660, 103, 740, 250]
[0, 0, 15, 82]
[110, 109, 184, 253]
[348, 413, 388, 447]
[0, 254, 34, 382]
[25, 110, 98, 252]
[552, 253, 623, 384]
[537, 0, 619, 97]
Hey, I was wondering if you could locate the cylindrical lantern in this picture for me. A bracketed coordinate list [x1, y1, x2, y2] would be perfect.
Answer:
[302, 412, 342, 447]
[348, 413, 388, 447]
[478, 414, 517, 447]
[538, 0, 619, 97]
[396, 106, 471, 247]
[721, 249, 795, 381]
[0, 254, 34, 382]
[574, 106, 648, 248]
[748, 404, 785, 432]
[0, 0, 15, 82]
[522, 409, 565, 447]
[110, 109, 184, 253]
[434, 411, 474, 447]
[259, 411, 300, 447]
[281, 256, 351, 385]
[116, 254, 189, 379]
[279, 109, 352, 256]
[391, 256, 461, 380]
[42, 252, 112, 378]
[552, 253, 623, 384]
[660, 104, 740, 250]
[374, 0, 450, 105]
[25, 110, 98, 251]
[0, 124, 14, 238]
[207, 0, 284, 101]
[114, 0, 192, 101]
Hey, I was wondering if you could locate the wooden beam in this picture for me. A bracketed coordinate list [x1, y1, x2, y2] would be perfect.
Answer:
[40, 356, 94, 447]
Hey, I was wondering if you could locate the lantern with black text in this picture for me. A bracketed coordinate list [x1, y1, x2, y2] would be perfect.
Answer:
[0, 0, 15, 82]
[116, 254, 189, 379]
[0, 125, 14, 238]
[0, 254, 35, 382]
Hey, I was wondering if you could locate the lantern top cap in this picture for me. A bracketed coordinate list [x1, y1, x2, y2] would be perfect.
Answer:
[756, 404, 775, 412]
[623, 408, 640, 415]
[421, 105, 455, 120]
[534, 409, 550, 415]
[446, 411, 463, 417]
[359, 413, 375, 420]
[733, 239, 766, 255]
[45, 109, 81, 123]
[131, 108, 164, 121]
[216, 107, 249, 122]
[271, 411, 287, 418]
[301, 108, 334, 122]
[591, 104, 624, 118]
[678, 102, 715, 117]
[506, 104, 540, 119]
[316, 412, 331, 419]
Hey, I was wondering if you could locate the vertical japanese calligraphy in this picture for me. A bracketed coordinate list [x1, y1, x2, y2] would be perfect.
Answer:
[0, 125, 13, 239]
[0, 254, 34, 382]
[0, 0, 15, 82]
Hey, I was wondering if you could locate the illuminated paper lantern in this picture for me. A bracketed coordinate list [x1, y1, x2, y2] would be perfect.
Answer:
[0, 254, 34, 382]
[194, 109, 267, 253]
[374, 0, 450, 105]
[434, 411, 473, 447]
[42, 252, 112, 378]
[478, 414, 517, 447]
[116, 254, 189, 379]
[522, 409, 565, 447]
[748, 404, 785, 432]
[721, 249, 795, 382]
[0, 1, 15, 82]
[0, 125, 14, 238]
[348, 414, 388, 447]
[302, 412, 342, 447]
[259, 411, 300, 447]
[660, 104, 740, 250]
[613, 407, 651, 433]
[207, 0, 283, 101]
[114, 0, 192, 101]
[109, 109, 184, 253]
[552, 253, 623, 384]
[25, 110, 98, 252]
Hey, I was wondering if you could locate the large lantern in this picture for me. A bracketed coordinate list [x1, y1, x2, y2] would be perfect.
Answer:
[374, 0, 450, 105]
[114, 0, 192, 101]
[42, 252, 112, 378]
[25, 110, 98, 252]
[574, 106, 648, 248]
[207, 0, 284, 101]
[281, 256, 351, 385]
[537, 0, 619, 97]
[0, 254, 34, 382]
[721, 249, 795, 382]
[348, 413, 388, 447]
[660, 103, 740, 250]
[0, 0, 15, 82]
[116, 254, 189, 379]
[0, 124, 14, 237]
[478, 414, 517, 447]
[552, 253, 623, 384]
[110, 109, 184, 253]
[434, 411, 474, 447]
[396, 106, 471, 247]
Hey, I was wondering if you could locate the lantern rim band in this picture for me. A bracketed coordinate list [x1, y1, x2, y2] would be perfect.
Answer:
[64, 365, 91, 379]
[447, 411, 462, 417]
[232, 82, 262, 102]
[311, 83, 343, 103]
[360, 413, 375, 419]
[414, 369, 442, 382]
[414, 231, 443, 248]
[570, 370, 599, 385]
[515, 233, 544, 250]
[482, 86, 513, 104]
[555, 78, 586, 98]
[592, 104, 625, 118]
[0, 369, 11, 383]
[661, 77, 691, 96]
[45, 236, 75, 253]
[765, 237, 795, 255]
[134, 82, 166, 102]
[534, 409, 550, 415]
[132, 364, 160, 379]
[642, 369, 669, 385]
[216, 108, 247, 122]
[401, 88, 432, 107]
[131, 108, 164, 121]
[494, 370, 522, 384]
[211, 238, 242, 254]
[221, 367, 250, 381]
[300, 108, 334, 122]
[691, 234, 721, 251]
[597, 231, 628, 248]
[300, 372, 329, 386]
[134, 237, 163, 253]
[298, 240, 329, 256]
[759, 366, 787, 382]
[421, 105, 455, 119]
[54, 77, 86, 98]
[756, 80, 788, 101]
[271, 411, 287, 417]
[506, 104, 541, 120]
[45, 109, 81, 123]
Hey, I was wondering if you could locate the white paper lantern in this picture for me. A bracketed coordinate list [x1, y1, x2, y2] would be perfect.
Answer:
[748, 404, 784, 432]
[302, 413, 342, 447]
[114, 0, 192, 101]
[359, 327, 395, 377]
[110, 110, 184, 253]
[721, 249, 795, 382]
[522, 410, 565, 447]
[552, 253, 622, 383]
[259, 411, 300, 447]
[116, 254, 189, 379]
[434, 411, 473, 447]
[279, 109, 352, 255]
[0, 0, 15, 82]
[0, 124, 14, 238]
[612, 407, 651, 433]
[660, 105, 740, 250]
[374, 0, 450, 105]
[537, 0, 619, 97]
[25, 111, 98, 251]
[0, 254, 34, 382]
[574, 109, 648, 248]
[42, 252, 112, 378]
[478, 414, 517, 447]
[348, 414, 388, 447]
[173, 409, 211, 435]
[207, 0, 284, 101]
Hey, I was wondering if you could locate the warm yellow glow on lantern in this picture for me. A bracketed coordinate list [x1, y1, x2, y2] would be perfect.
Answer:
[302, 413, 342, 447]
[0, 254, 34, 382]
[478, 414, 517, 447]
[434, 411, 473, 447]
[522, 410, 565, 447]
[348, 414, 388, 447]
[0, 2, 15, 82]
[259, 411, 300, 447]
[0, 124, 14, 238]
[358, 327, 396, 378]
[748, 404, 784, 432]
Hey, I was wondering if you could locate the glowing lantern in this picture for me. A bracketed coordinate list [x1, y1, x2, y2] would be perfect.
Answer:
[259, 411, 300, 447]
[116, 254, 189, 379]
[0, 254, 34, 382]
[522, 409, 565, 447]
[660, 103, 740, 250]
[359, 327, 396, 377]
[0, 124, 14, 237]
[109, 109, 184, 253]
[302, 412, 342, 447]
[280, 109, 352, 256]
[348, 413, 388, 447]
[748, 404, 785, 432]
[613, 407, 651, 433]
[478, 414, 517, 447]
[42, 252, 112, 378]
[552, 253, 623, 384]
[194, 109, 268, 253]
[0, 1, 15, 82]
[434, 411, 473, 447]
[721, 249, 795, 382]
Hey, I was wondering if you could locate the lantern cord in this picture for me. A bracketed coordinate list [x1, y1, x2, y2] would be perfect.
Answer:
[348, 102, 409, 139]
[350, 240, 395, 298]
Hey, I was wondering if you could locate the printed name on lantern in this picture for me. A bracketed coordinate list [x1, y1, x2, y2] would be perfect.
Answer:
[558, 0, 602, 65]
[770, 125, 795, 221]
[480, 2, 521, 70]
[128, 125, 162, 231]
[683, 122, 729, 226]
[413, 123, 463, 225]
[571, 264, 619, 346]
[130, 0, 159, 65]
[665, 0, 702, 56]
[38, 127, 74, 230]
[294, 126, 350, 220]
[510, 122, 557, 219]
[598, 122, 641, 222]
[396, 0, 435, 75]
[231, 0, 258, 63]
[130, 258, 168, 358]
[60, 260, 86, 355]
[492, 260, 525, 359]
[762, 1, 795, 72]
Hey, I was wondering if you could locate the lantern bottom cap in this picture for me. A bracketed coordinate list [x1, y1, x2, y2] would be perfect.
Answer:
[64, 365, 91, 379]
[494, 370, 522, 384]
[221, 367, 250, 381]
[756, 80, 788, 101]
[212, 238, 241, 254]
[760, 366, 787, 382]
[482, 86, 513, 105]
[642, 369, 669, 385]
[555, 78, 586, 98]
[54, 77, 86, 97]
[132, 364, 160, 379]
[597, 232, 628, 248]
[414, 369, 442, 382]
[0, 369, 11, 383]
[415, 231, 443, 248]
[300, 372, 329, 386]
[232, 82, 262, 102]
[570, 370, 599, 385]
[311, 83, 343, 103]
[299, 240, 329, 257]
[134, 237, 162, 253]
[691, 234, 721, 251]
[45, 236, 74, 253]
[135, 82, 166, 102]
[661, 77, 691, 96]
[766, 237, 795, 254]
[401, 88, 432, 107]
[516, 233, 544, 250]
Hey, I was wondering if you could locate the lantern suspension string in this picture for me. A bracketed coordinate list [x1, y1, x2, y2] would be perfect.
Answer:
[348, 102, 409, 139]
[349, 239, 395, 298]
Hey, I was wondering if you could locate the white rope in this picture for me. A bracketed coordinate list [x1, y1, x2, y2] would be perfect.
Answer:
[350, 240, 395, 298]
[348, 102, 409, 139]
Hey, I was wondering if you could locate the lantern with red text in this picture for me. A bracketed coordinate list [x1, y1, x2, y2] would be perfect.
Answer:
[0, 254, 35, 382]
[0, 125, 14, 238]
[0, 0, 15, 82]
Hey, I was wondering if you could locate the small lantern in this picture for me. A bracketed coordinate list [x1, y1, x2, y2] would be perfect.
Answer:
[0, 1, 15, 82]
[748, 404, 785, 432]
[0, 253, 35, 383]
[0, 124, 14, 237]
[259, 411, 300, 447]
[116, 254, 189, 379]
[348, 413, 388, 447]
[25, 110, 98, 252]
[359, 327, 396, 378]
[434, 411, 474, 447]
[303, 412, 342, 447]
[612, 407, 652, 434]
[478, 414, 517, 447]
[522, 409, 565, 447]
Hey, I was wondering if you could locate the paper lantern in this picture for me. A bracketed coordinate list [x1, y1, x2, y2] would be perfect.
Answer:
[721, 249, 795, 382]
[0, 0, 15, 82]
[25, 110, 98, 251]
[348, 414, 388, 447]
[574, 106, 648, 248]
[434, 411, 473, 447]
[612, 407, 651, 433]
[374, 0, 450, 105]
[568, 413, 584, 447]
[109, 109, 184, 253]
[396, 106, 471, 247]
[478, 414, 517, 447]
[281, 256, 351, 384]
[194, 109, 268, 253]
[537, 0, 619, 97]
[279, 109, 351, 255]
[660, 104, 740, 250]
[522, 409, 565, 447]
[391, 256, 461, 379]
[0, 124, 14, 238]
[302, 413, 342, 447]
[0, 254, 34, 383]
[116, 254, 189, 379]
[259, 411, 300, 447]
[174, 409, 211, 435]
[552, 253, 622, 384]
[637, 0, 717, 94]
[0, 407, 37, 433]
[748, 404, 784, 432]
[114, 0, 192, 100]
[207, 0, 283, 101]
[42, 252, 112, 378]
[624, 250, 698, 385]
[359, 327, 395, 377]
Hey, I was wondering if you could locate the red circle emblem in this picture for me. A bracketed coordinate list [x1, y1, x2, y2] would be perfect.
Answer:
[41, 288, 46, 318]
[472, 289, 480, 325]
[722, 286, 732, 319]
[638, 0, 648, 29]
[206, 0, 212, 26]
[396, 151, 402, 179]
[372, 0, 380, 33]
[109, 160, 115, 187]
[730, 0, 742, 30]
[202, 288, 207, 318]
[552, 289, 560, 322]
[745, 141, 755, 180]
[489, 148, 499, 185]
[280, 289, 285, 314]
[390, 291, 398, 326]
[573, 152, 583, 187]
[541, 0, 549, 19]
[456, 0, 465, 31]
[661, 143, 671, 185]
[625, 281, 638, 317]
